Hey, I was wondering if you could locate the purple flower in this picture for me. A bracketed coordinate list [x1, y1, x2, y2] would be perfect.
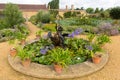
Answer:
[85, 45, 93, 50]
[68, 32, 74, 38]
[99, 23, 112, 30]
[40, 48, 47, 55]
[74, 28, 83, 35]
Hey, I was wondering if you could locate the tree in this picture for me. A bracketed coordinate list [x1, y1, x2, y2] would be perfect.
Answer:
[48, 0, 59, 9]
[80, 7, 84, 10]
[76, 8, 80, 10]
[100, 8, 104, 12]
[48, 0, 59, 18]
[100, 11, 110, 18]
[95, 8, 99, 13]
[3, 3, 25, 28]
[109, 7, 120, 19]
[86, 8, 94, 14]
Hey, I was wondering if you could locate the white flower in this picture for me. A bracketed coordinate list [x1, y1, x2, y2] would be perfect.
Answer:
[77, 57, 81, 60]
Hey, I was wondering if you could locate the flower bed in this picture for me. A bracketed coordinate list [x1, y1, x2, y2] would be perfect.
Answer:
[8, 27, 110, 78]
[15, 28, 110, 70]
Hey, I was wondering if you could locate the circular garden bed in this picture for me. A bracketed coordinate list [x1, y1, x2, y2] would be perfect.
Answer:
[8, 52, 108, 79]
[8, 26, 110, 79]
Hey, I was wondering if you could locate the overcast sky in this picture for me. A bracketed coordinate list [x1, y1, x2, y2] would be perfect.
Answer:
[0, 0, 120, 9]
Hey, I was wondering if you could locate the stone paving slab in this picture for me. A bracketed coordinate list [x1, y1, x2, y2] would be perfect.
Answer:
[8, 53, 109, 79]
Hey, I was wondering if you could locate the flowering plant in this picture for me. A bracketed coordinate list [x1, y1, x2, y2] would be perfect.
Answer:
[21, 27, 110, 66]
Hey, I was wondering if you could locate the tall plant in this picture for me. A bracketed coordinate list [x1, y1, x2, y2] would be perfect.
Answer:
[110, 7, 120, 19]
[3, 3, 25, 28]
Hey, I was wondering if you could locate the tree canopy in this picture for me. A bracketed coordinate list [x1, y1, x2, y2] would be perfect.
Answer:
[86, 8, 94, 14]
[48, 0, 59, 9]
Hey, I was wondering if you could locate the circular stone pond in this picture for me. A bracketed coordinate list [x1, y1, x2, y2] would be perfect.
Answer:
[8, 51, 109, 79]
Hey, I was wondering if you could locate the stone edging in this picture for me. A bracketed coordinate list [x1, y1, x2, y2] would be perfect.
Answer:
[8, 53, 109, 79]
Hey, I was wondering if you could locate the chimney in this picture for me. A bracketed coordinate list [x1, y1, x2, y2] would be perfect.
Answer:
[66, 5, 68, 10]
[71, 5, 74, 10]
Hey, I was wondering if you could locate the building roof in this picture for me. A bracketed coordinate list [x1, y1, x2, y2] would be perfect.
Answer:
[0, 3, 47, 11]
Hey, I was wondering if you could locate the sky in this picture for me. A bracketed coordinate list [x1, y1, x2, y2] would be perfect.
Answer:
[0, 0, 120, 9]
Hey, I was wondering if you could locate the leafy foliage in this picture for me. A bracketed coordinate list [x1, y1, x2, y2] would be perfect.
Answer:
[3, 3, 25, 28]
[64, 11, 77, 18]
[86, 8, 94, 14]
[17, 46, 34, 61]
[96, 22, 119, 36]
[110, 7, 120, 19]
[48, 0, 59, 9]
[31, 11, 52, 24]
[49, 48, 72, 67]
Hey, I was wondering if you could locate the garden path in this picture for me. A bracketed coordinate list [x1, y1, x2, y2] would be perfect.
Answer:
[25, 22, 40, 40]
[0, 22, 120, 80]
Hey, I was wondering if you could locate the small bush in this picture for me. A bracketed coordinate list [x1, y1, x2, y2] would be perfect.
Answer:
[96, 23, 119, 36]
[35, 11, 51, 24]
[49, 10, 58, 18]
[0, 19, 8, 30]
[3, 3, 25, 28]
[0, 24, 29, 42]
[64, 11, 77, 18]
[29, 15, 37, 24]
[41, 13, 51, 23]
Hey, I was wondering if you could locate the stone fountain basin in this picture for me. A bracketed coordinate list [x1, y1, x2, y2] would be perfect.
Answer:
[8, 52, 109, 79]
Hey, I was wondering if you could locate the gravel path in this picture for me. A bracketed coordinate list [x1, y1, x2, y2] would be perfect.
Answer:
[0, 22, 120, 80]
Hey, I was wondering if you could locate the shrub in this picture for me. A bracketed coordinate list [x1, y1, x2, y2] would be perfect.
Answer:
[64, 11, 72, 18]
[49, 10, 58, 18]
[41, 13, 51, 23]
[29, 15, 37, 24]
[64, 11, 77, 18]
[97, 23, 119, 36]
[0, 24, 29, 42]
[100, 11, 110, 18]
[110, 7, 120, 19]
[86, 8, 94, 14]
[36, 11, 51, 24]
[3, 3, 25, 28]
[0, 29, 15, 42]
[0, 19, 8, 30]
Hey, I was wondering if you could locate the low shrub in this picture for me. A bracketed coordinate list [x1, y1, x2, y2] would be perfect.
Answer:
[0, 29, 15, 42]
[29, 15, 37, 25]
[0, 24, 29, 42]
[96, 22, 119, 36]
[64, 11, 77, 18]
